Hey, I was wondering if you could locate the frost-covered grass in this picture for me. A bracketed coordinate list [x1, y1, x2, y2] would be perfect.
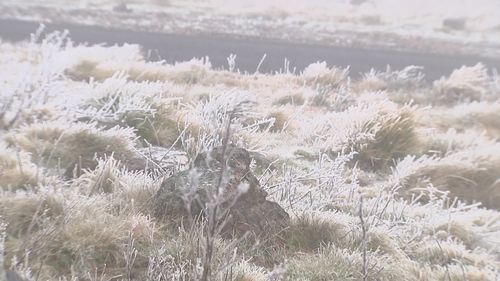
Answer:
[0, 32, 499, 280]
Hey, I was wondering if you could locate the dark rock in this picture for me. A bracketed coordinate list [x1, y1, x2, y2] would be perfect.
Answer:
[224, 200, 290, 237]
[154, 145, 289, 238]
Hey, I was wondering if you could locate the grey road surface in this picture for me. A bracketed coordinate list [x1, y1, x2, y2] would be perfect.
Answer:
[1, 18, 499, 81]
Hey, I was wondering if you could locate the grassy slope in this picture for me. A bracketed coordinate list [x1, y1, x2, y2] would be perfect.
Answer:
[0, 33, 499, 280]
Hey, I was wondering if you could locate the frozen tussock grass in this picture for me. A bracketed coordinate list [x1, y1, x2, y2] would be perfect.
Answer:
[4, 193, 156, 280]
[413, 240, 493, 267]
[285, 211, 354, 253]
[353, 66, 430, 105]
[73, 156, 160, 211]
[77, 75, 183, 147]
[349, 103, 417, 169]
[425, 101, 500, 139]
[433, 63, 494, 104]
[394, 146, 500, 209]
[300, 61, 349, 87]
[285, 244, 404, 281]
[268, 151, 499, 279]
[354, 66, 425, 93]
[0, 186, 65, 238]
[1, 34, 499, 280]
[0, 167, 162, 280]
[299, 94, 419, 169]
[420, 129, 495, 155]
[5, 121, 138, 175]
[0, 144, 46, 190]
[68, 57, 214, 85]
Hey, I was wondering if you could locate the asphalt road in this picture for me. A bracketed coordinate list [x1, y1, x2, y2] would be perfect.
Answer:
[1, 18, 500, 80]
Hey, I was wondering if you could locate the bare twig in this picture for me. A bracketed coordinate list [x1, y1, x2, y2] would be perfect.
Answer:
[359, 194, 368, 281]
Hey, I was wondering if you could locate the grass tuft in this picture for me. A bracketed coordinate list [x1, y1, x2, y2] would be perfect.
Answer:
[5, 121, 138, 176]
[432, 63, 491, 105]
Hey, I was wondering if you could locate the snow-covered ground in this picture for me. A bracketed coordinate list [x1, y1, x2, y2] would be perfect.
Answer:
[1, 0, 500, 57]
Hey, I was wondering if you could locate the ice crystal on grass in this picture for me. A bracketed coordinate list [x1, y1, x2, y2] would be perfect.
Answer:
[1, 33, 499, 280]
[180, 90, 261, 157]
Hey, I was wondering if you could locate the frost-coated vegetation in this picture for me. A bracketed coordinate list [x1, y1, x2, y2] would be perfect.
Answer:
[1, 31, 500, 280]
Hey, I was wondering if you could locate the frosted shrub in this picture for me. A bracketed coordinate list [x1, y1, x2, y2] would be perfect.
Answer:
[181, 90, 260, 156]
[269, 151, 356, 213]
